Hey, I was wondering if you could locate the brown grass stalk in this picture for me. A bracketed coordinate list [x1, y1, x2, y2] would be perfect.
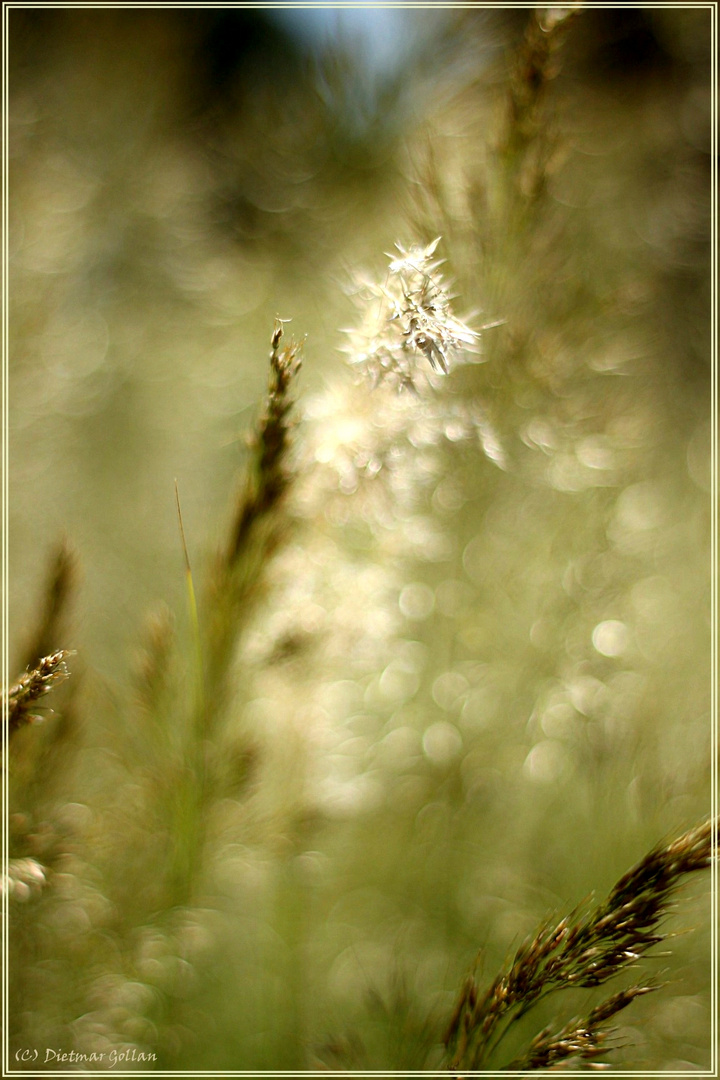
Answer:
[3, 651, 74, 745]
[222, 319, 302, 569]
[158, 323, 303, 907]
[503, 984, 658, 1070]
[444, 818, 714, 1071]
[203, 320, 303, 714]
[500, 4, 580, 202]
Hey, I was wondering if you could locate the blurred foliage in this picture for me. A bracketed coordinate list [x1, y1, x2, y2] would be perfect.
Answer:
[5, 5, 714, 1074]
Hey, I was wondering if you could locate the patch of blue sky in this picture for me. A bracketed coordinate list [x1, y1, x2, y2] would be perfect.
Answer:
[268, 6, 451, 135]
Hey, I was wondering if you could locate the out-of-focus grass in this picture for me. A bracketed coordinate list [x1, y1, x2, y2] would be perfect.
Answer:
[9, 8, 405, 679]
[6, 6, 713, 1074]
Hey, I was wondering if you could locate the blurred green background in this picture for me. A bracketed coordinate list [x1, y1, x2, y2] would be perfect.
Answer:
[7, 6, 713, 1073]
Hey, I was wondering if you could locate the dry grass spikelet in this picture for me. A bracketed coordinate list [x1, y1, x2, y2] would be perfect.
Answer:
[445, 818, 714, 1071]
[3, 651, 75, 744]
[345, 238, 478, 392]
[224, 319, 303, 569]
[505, 984, 658, 1071]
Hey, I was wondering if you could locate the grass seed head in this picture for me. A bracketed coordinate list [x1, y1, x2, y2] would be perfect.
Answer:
[4, 650, 75, 742]
[346, 238, 478, 391]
